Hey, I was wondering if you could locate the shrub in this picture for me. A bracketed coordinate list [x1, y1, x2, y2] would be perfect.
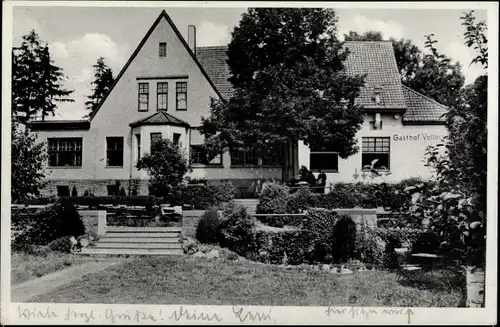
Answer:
[217, 205, 255, 256]
[47, 236, 73, 253]
[181, 182, 235, 210]
[196, 210, 221, 244]
[209, 181, 236, 208]
[286, 186, 314, 213]
[12, 199, 85, 250]
[136, 138, 190, 198]
[251, 230, 313, 265]
[302, 208, 339, 263]
[256, 182, 288, 214]
[323, 183, 358, 208]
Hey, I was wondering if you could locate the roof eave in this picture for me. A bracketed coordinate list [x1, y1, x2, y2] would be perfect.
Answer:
[402, 120, 447, 126]
[29, 120, 91, 131]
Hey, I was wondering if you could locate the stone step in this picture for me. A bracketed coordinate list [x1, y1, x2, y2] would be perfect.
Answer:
[98, 235, 181, 243]
[106, 227, 181, 233]
[81, 247, 183, 256]
[94, 242, 182, 249]
[103, 232, 181, 238]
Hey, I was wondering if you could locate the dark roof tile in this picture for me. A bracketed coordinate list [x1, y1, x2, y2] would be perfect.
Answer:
[344, 41, 407, 110]
[402, 85, 448, 123]
[197, 42, 447, 123]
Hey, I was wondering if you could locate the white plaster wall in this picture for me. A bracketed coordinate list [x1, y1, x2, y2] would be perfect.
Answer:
[34, 130, 95, 180]
[299, 113, 448, 184]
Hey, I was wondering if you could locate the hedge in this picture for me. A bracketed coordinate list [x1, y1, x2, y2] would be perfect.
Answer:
[14, 182, 237, 211]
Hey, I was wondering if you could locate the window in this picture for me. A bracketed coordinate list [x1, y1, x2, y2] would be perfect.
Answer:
[56, 186, 70, 197]
[106, 137, 124, 167]
[157, 82, 168, 111]
[107, 185, 119, 196]
[173, 133, 181, 146]
[261, 144, 285, 166]
[309, 144, 339, 172]
[176, 82, 187, 110]
[48, 138, 83, 167]
[138, 83, 149, 111]
[135, 134, 141, 162]
[190, 145, 222, 165]
[230, 148, 258, 166]
[361, 137, 390, 170]
[150, 132, 162, 152]
[159, 42, 167, 57]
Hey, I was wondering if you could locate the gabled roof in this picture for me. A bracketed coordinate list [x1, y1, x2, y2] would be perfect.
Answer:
[343, 41, 407, 110]
[197, 42, 448, 123]
[402, 85, 448, 124]
[197, 46, 233, 100]
[129, 111, 190, 128]
[89, 10, 224, 121]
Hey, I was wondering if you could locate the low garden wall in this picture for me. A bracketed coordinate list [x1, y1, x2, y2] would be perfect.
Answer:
[78, 210, 107, 236]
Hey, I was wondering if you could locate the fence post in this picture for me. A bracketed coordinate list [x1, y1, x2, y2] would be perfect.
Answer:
[97, 210, 107, 236]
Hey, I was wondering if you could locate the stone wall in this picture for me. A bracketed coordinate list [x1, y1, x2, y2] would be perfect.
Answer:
[40, 179, 149, 197]
[182, 210, 206, 238]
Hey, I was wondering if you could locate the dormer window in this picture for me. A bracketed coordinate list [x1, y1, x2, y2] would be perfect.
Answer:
[159, 42, 167, 57]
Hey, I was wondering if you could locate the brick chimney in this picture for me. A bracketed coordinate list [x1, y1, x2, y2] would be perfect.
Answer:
[188, 25, 196, 57]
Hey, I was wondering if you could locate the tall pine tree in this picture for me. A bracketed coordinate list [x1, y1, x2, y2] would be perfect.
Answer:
[85, 57, 114, 118]
[12, 30, 74, 123]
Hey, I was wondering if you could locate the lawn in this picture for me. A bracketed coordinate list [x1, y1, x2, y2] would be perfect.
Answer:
[30, 251, 464, 307]
[11, 251, 107, 285]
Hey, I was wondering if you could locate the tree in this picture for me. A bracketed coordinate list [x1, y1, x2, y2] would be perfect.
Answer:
[12, 30, 74, 123]
[11, 121, 47, 202]
[344, 31, 383, 41]
[404, 11, 487, 268]
[343, 30, 465, 108]
[136, 138, 190, 198]
[201, 8, 366, 181]
[405, 34, 465, 108]
[85, 57, 114, 118]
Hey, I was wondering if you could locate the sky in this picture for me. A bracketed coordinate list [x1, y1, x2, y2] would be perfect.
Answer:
[11, 5, 488, 120]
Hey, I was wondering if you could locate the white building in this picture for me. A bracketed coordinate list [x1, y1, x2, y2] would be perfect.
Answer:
[30, 10, 447, 197]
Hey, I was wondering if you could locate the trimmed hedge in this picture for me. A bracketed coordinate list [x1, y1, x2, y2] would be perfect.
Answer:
[15, 181, 237, 211]
[251, 230, 314, 265]
[12, 199, 85, 251]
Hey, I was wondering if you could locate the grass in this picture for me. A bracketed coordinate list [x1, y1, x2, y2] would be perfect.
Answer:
[11, 251, 107, 285]
[30, 250, 464, 306]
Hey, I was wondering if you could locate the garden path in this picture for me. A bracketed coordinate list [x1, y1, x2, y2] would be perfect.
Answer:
[11, 259, 124, 302]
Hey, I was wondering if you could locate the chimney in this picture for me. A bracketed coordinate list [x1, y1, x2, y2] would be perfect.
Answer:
[188, 25, 196, 57]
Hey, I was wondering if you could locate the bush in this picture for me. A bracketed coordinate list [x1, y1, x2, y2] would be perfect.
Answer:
[251, 230, 313, 265]
[256, 182, 288, 214]
[181, 182, 236, 210]
[286, 186, 315, 213]
[47, 236, 73, 253]
[12, 199, 85, 250]
[196, 210, 221, 244]
[137, 138, 189, 197]
[217, 205, 255, 256]
[209, 181, 236, 208]
[302, 208, 339, 263]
